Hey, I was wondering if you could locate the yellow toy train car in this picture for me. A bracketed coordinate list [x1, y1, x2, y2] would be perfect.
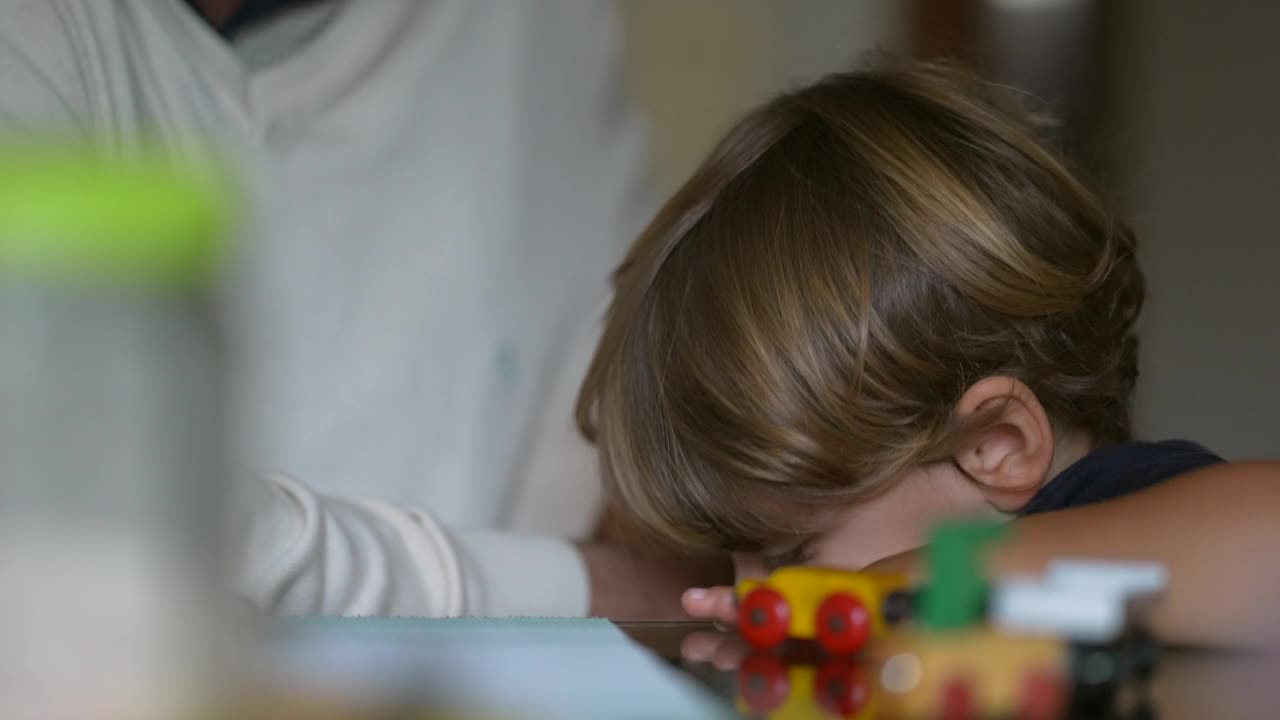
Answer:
[736, 653, 878, 719]
[871, 627, 1069, 719]
[734, 631, 1069, 720]
[736, 567, 912, 654]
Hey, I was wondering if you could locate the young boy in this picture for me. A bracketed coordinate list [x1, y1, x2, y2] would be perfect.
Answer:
[576, 59, 1280, 648]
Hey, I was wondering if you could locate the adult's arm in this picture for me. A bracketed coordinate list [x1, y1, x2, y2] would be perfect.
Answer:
[236, 473, 590, 616]
[0, 0, 593, 618]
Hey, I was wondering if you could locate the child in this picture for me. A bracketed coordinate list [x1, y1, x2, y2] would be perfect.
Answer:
[576, 59, 1280, 648]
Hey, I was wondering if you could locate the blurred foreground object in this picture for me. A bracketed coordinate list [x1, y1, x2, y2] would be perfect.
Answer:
[0, 143, 236, 718]
[257, 617, 731, 719]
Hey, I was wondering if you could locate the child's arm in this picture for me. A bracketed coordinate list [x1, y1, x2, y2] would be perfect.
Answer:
[877, 461, 1280, 648]
[683, 461, 1280, 648]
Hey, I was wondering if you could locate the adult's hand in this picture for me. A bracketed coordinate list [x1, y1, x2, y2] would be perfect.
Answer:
[580, 506, 732, 619]
[578, 542, 731, 619]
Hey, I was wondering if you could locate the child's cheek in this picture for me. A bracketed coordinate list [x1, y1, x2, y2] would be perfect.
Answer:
[730, 553, 767, 582]
[806, 534, 878, 572]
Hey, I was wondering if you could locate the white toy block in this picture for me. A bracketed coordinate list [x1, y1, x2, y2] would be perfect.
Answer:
[1044, 559, 1168, 599]
[990, 576, 1127, 642]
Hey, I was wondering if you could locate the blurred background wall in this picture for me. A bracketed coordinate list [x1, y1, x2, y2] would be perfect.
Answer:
[1118, 2, 1280, 460]
[621, 0, 903, 197]
[621, 0, 1278, 459]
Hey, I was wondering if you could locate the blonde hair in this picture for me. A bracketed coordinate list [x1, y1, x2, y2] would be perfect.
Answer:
[576, 59, 1143, 553]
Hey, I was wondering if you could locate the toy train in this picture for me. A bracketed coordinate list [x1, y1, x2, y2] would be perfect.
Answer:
[737, 567, 912, 654]
[737, 628, 1157, 720]
[732, 522, 1166, 718]
[736, 653, 878, 719]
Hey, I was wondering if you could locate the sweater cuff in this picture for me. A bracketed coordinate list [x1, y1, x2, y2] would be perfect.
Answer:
[450, 530, 589, 617]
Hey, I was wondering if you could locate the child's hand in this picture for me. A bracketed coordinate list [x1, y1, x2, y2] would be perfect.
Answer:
[679, 627, 748, 670]
[680, 586, 738, 624]
[679, 586, 746, 669]
[679, 557, 770, 669]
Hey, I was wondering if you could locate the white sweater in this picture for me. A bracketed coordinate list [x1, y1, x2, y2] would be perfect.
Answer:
[0, 0, 647, 616]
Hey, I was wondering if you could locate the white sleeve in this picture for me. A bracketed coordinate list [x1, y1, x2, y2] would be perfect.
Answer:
[236, 473, 590, 617]
[233, 1, 645, 619]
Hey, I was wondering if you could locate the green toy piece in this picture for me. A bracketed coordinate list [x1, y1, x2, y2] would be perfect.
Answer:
[0, 143, 234, 286]
[919, 519, 1008, 630]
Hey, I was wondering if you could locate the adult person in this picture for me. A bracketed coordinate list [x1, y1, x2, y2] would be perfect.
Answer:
[0, 0, 724, 617]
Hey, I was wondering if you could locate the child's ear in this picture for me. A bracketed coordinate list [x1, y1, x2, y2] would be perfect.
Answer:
[952, 377, 1055, 513]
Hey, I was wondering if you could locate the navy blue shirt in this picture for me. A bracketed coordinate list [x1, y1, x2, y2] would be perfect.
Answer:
[1019, 440, 1223, 516]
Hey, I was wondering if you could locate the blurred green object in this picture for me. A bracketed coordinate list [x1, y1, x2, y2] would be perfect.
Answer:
[0, 144, 232, 285]
[920, 519, 1008, 630]
[0, 140, 238, 716]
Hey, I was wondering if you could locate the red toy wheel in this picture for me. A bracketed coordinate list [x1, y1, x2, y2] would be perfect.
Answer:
[815, 593, 872, 655]
[739, 586, 791, 649]
[940, 677, 976, 720]
[738, 652, 791, 712]
[815, 660, 872, 717]
[1017, 667, 1066, 720]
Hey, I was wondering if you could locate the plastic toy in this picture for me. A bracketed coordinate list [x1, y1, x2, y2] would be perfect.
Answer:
[736, 639, 1153, 720]
[990, 559, 1165, 715]
[872, 626, 1069, 718]
[736, 653, 877, 719]
[736, 567, 911, 654]
[873, 521, 1166, 719]
[731, 521, 1167, 718]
